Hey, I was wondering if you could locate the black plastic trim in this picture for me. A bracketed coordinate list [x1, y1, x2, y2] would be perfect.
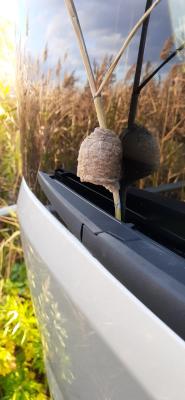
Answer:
[38, 171, 185, 341]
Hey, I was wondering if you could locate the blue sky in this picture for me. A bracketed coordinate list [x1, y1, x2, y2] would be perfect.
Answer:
[18, 0, 184, 83]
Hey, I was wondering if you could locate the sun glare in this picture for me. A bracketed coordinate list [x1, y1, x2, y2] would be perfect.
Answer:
[0, 0, 18, 24]
[0, 1, 19, 84]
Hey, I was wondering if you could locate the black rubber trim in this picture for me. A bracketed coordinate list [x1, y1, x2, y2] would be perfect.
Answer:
[38, 171, 185, 341]
[53, 168, 185, 256]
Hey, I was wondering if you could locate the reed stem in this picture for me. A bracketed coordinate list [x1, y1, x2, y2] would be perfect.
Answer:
[95, 0, 161, 97]
[113, 190, 122, 221]
[64, 0, 106, 128]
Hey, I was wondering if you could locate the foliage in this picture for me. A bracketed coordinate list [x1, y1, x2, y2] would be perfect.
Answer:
[0, 214, 51, 400]
[0, 262, 50, 400]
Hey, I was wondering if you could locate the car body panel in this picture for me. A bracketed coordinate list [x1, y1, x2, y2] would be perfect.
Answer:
[17, 178, 185, 400]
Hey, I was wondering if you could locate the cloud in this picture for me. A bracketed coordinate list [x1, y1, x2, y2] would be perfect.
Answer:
[23, 0, 173, 82]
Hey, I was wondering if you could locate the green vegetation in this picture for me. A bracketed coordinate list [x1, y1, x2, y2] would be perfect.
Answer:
[0, 214, 50, 400]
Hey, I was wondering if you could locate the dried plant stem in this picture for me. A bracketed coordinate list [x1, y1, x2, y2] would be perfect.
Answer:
[93, 96, 106, 129]
[113, 190, 122, 221]
[95, 0, 161, 97]
[64, 0, 106, 128]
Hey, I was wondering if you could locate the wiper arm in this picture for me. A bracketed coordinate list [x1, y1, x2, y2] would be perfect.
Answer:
[128, 0, 153, 128]
[137, 41, 185, 93]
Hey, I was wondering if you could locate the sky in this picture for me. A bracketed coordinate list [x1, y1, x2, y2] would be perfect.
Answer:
[16, 0, 185, 83]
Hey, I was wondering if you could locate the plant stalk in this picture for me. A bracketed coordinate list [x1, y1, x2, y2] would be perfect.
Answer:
[64, 0, 106, 128]
[95, 0, 161, 97]
[113, 190, 122, 221]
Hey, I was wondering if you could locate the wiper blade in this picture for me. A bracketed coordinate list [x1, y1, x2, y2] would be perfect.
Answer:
[137, 41, 185, 93]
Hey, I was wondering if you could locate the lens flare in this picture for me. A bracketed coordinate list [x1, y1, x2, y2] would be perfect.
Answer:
[0, 0, 18, 23]
[0, 0, 18, 84]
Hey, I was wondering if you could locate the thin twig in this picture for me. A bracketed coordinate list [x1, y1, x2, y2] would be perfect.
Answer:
[162, 116, 185, 144]
[95, 0, 161, 97]
[0, 231, 20, 252]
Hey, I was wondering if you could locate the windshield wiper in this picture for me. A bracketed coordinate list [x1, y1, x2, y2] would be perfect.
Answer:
[127, 0, 185, 126]
[128, 0, 153, 128]
[138, 41, 185, 93]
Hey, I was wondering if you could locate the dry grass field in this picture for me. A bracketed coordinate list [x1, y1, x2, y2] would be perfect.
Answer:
[16, 53, 185, 197]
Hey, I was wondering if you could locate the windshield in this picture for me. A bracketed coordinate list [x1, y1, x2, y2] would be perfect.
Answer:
[169, 0, 185, 52]
[17, 0, 185, 200]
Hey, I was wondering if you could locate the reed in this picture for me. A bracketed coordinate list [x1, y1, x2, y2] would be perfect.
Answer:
[16, 52, 185, 199]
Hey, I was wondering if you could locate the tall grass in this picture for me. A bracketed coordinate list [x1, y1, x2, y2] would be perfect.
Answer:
[0, 19, 22, 204]
[0, 90, 22, 204]
[16, 53, 185, 195]
[0, 20, 50, 397]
